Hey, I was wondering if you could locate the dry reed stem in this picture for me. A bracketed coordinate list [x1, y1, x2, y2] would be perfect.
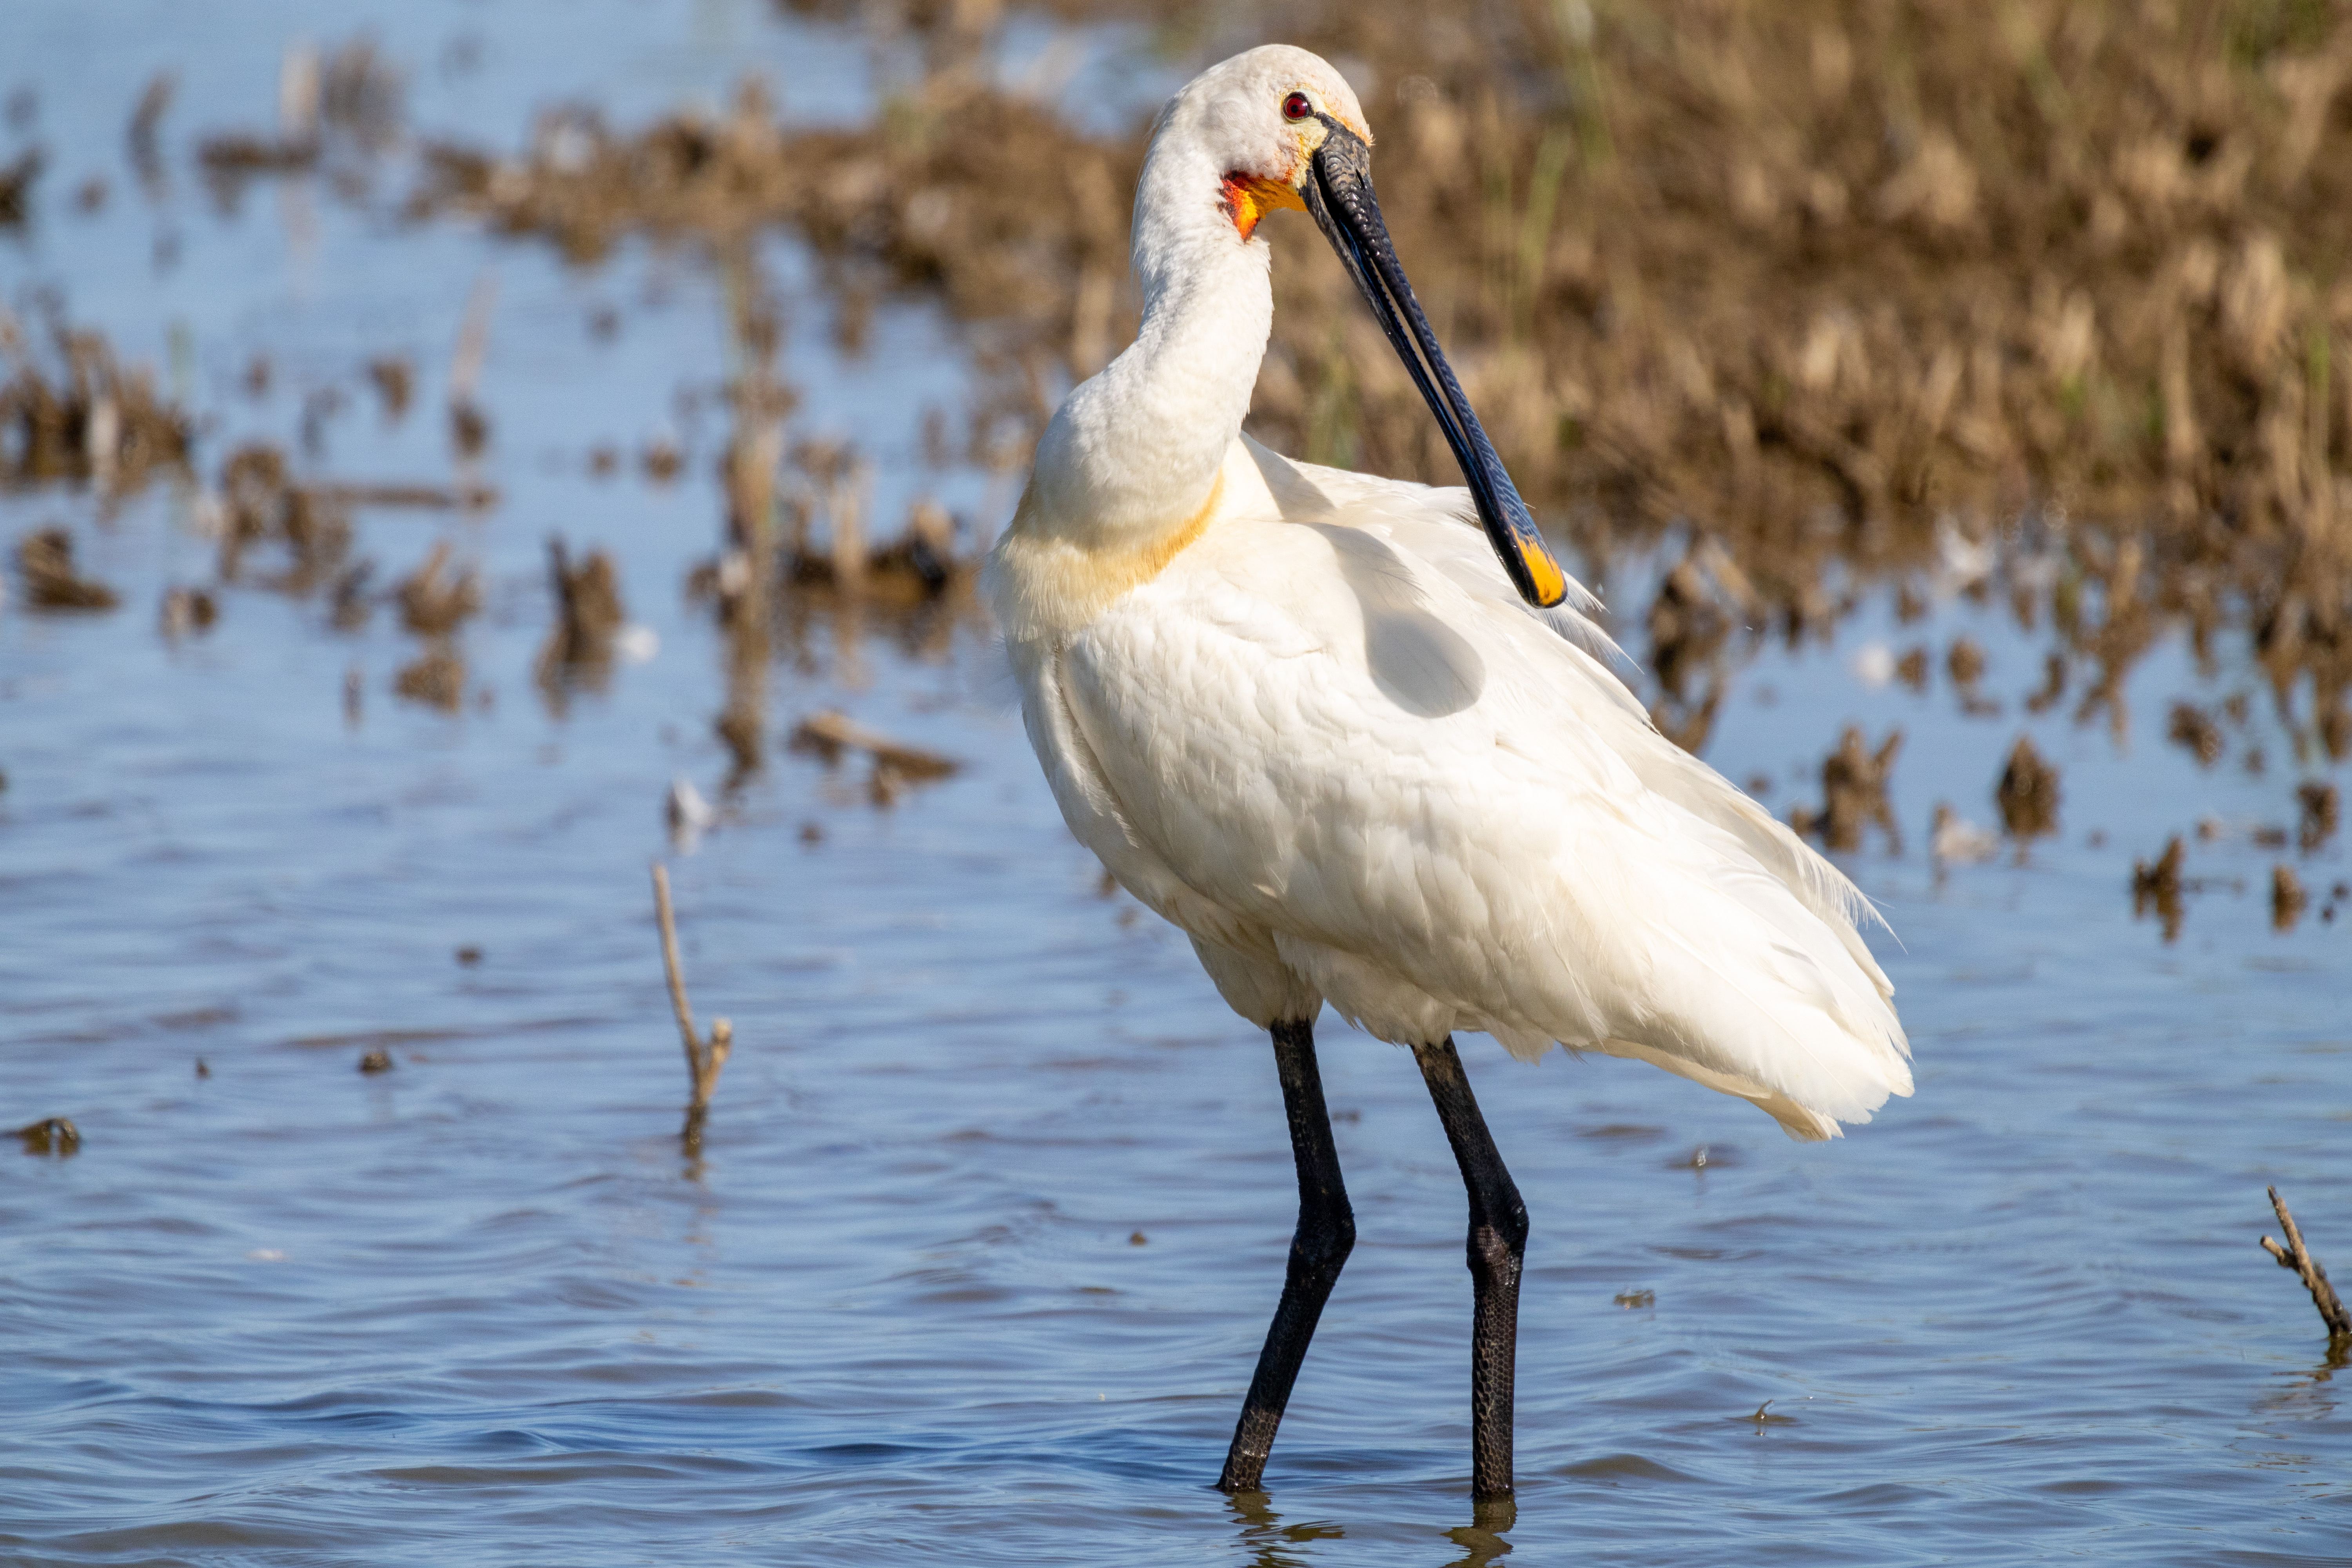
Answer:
[448, 272, 497, 404]
[787, 709, 959, 779]
[304, 481, 495, 509]
[2259, 1185, 2351, 1340]
[651, 861, 731, 1114]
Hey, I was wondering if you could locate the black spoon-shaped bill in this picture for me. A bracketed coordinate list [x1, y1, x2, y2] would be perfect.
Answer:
[1301, 121, 1569, 611]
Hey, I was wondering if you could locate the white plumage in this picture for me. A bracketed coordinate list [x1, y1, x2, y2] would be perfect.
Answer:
[987, 43, 1917, 1500]
[987, 45, 1910, 1143]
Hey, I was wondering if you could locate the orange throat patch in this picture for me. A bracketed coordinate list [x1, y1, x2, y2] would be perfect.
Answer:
[1220, 172, 1306, 242]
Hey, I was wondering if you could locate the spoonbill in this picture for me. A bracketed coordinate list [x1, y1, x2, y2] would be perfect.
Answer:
[984, 44, 1911, 1502]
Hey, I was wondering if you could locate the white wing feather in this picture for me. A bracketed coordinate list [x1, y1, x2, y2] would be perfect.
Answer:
[1024, 438, 1911, 1140]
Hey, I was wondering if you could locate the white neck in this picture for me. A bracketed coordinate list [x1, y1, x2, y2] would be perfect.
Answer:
[1012, 132, 1272, 555]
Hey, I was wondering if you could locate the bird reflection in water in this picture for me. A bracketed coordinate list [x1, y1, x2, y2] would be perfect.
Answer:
[1224, 1490, 1517, 1568]
[1224, 1489, 1345, 1568]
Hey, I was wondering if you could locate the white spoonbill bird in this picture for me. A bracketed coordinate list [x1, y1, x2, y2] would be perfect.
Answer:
[984, 45, 1912, 1502]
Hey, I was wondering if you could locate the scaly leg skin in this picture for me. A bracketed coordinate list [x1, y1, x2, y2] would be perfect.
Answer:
[1217, 1018, 1356, 1493]
[1412, 1036, 1528, 1503]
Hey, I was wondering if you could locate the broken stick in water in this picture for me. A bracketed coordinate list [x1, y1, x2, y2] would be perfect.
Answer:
[651, 861, 732, 1149]
[788, 709, 959, 779]
[17, 1116, 81, 1156]
[2259, 1185, 2351, 1341]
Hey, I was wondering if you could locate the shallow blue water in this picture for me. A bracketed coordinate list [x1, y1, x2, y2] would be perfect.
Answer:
[3, 7, 2347, 1564]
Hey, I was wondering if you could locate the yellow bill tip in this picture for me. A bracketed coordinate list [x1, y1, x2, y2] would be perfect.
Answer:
[1519, 538, 1569, 609]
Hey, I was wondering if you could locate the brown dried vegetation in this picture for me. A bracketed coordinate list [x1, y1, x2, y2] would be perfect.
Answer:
[2132, 833, 2188, 940]
[1996, 733, 2064, 838]
[394, 540, 481, 637]
[1222, 0, 2352, 762]
[2298, 778, 2340, 851]
[144, 5, 2351, 864]
[789, 707, 962, 806]
[544, 539, 626, 664]
[0, 149, 40, 228]
[396, 2, 2352, 766]
[159, 585, 220, 639]
[1792, 724, 1904, 853]
[1, 316, 191, 495]
[1643, 552, 1736, 751]
[16, 1116, 80, 1156]
[367, 356, 413, 421]
[2167, 699, 2227, 764]
[2259, 1186, 2352, 1343]
[1946, 635, 2000, 715]
[198, 38, 405, 209]
[393, 646, 466, 711]
[537, 538, 627, 707]
[15, 526, 118, 610]
[2270, 861, 2305, 929]
[215, 442, 357, 593]
[388, 540, 479, 713]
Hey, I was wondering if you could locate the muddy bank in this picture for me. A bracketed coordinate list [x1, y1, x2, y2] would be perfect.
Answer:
[20, 2, 2323, 943]
[381, 4, 2352, 768]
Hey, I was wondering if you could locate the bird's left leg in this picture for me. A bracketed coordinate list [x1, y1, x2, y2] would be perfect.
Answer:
[1412, 1036, 1527, 1504]
[1217, 1017, 1356, 1494]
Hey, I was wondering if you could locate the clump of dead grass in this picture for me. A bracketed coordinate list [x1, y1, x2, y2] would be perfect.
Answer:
[0, 312, 191, 497]
[1996, 734, 2063, 838]
[537, 538, 628, 710]
[198, 38, 405, 210]
[213, 441, 357, 593]
[1791, 724, 1904, 853]
[14, 526, 118, 610]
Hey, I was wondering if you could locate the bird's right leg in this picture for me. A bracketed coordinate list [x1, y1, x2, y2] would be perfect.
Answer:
[1412, 1036, 1527, 1504]
[1217, 1017, 1356, 1494]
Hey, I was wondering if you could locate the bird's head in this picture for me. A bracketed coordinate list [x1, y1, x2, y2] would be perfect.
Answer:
[1151, 45, 1569, 610]
[1165, 46, 1370, 244]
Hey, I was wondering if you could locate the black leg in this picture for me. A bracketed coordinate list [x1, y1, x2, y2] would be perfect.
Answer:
[1218, 1017, 1356, 1494]
[1412, 1036, 1528, 1503]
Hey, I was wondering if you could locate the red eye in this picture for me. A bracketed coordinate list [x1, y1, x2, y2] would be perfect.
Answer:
[1282, 92, 1313, 122]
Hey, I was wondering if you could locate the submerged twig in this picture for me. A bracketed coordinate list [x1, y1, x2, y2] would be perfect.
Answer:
[448, 271, 498, 459]
[789, 709, 962, 809]
[651, 862, 732, 1146]
[16, 1116, 80, 1156]
[786, 710, 955, 775]
[2131, 836, 2186, 942]
[2259, 1186, 2351, 1341]
[304, 480, 496, 510]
